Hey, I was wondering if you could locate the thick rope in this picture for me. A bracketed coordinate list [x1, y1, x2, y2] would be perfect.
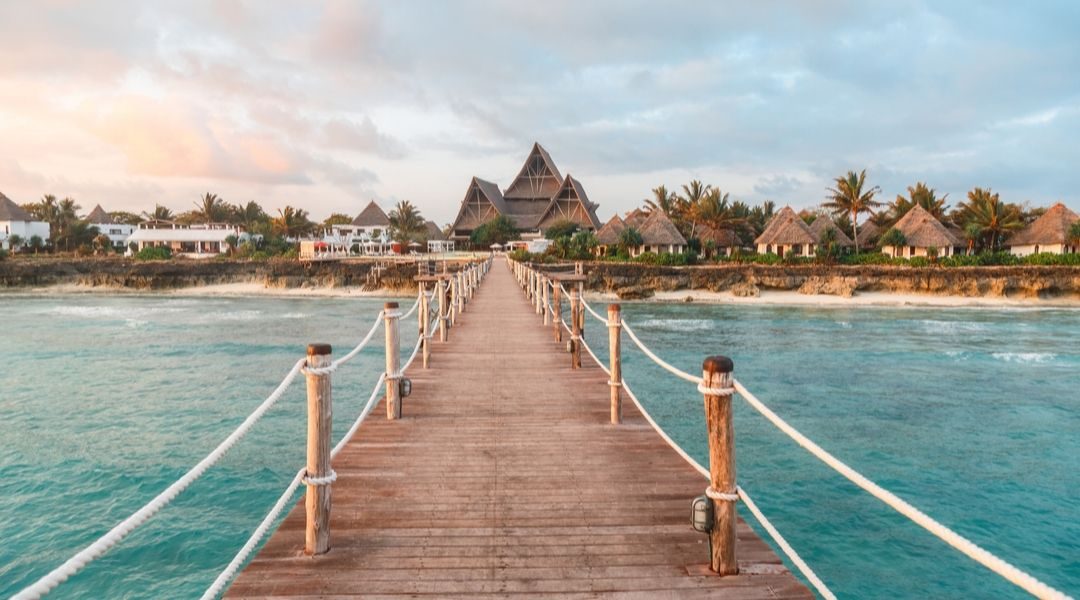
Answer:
[732, 379, 1071, 600]
[610, 302, 1070, 600]
[331, 310, 385, 368]
[203, 371, 387, 600]
[13, 358, 308, 600]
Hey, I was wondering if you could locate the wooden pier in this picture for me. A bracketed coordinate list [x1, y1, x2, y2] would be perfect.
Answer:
[228, 263, 811, 598]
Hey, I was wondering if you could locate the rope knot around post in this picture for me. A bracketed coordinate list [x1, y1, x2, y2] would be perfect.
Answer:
[302, 469, 338, 486]
[702, 354, 737, 576]
[705, 486, 739, 503]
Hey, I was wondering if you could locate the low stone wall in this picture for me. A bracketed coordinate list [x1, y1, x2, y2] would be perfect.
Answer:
[577, 263, 1080, 300]
[0, 258, 424, 292]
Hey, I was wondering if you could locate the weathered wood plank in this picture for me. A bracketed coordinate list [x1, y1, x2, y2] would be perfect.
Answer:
[226, 263, 811, 598]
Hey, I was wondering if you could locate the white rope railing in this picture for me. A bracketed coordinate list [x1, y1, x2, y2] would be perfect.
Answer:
[202, 371, 388, 600]
[568, 287, 1070, 600]
[13, 358, 308, 600]
[204, 329, 427, 599]
[575, 335, 834, 600]
[331, 310, 385, 368]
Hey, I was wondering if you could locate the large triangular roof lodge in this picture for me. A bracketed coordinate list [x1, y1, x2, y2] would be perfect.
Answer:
[1009, 202, 1079, 246]
[450, 143, 601, 241]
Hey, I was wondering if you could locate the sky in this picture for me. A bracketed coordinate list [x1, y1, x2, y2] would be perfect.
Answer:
[1, 1, 1078, 226]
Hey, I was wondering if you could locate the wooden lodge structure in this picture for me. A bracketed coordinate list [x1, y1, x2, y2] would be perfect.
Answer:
[449, 143, 602, 245]
[880, 204, 962, 258]
[1008, 202, 1080, 256]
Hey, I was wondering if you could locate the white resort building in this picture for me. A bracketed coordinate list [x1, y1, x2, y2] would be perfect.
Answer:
[85, 204, 135, 250]
[322, 200, 392, 255]
[0, 192, 50, 251]
[127, 220, 242, 257]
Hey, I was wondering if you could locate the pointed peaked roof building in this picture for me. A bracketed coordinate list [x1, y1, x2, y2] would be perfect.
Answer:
[1009, 202, 1079, 247]
[754, 206, 817, 247]
[596, 214, 627, 246]
[0, 192, 33, 222]
[638, 210, 688, 247]
[890, 204, 961, 248]
[808, 216, 853, 247]
[450, 143, 601, 241]
[503, 142, 563, 200]
[86, 204, 114, 225]
[352, 200, 390, 228]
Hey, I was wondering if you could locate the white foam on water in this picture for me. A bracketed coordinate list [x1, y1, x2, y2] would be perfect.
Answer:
[280, 312, 311, 319]
[636, 318, 714, 332]
[918, 319, 987, 334]
[991, 352, 1055, 363]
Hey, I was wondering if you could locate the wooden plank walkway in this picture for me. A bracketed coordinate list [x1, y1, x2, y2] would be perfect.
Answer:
[228, 263, 812, 598]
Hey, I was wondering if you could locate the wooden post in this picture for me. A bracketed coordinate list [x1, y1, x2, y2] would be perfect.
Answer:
[439, 279, 449, 342]
[457, 271, 466, 311]
[535, 273, 543, 316]
[384, 302, 402, 420]
[553, 282, 562, 342]
[577, 281, 586, 336]
[421, 285, 431, 368]
[542, 276, 550, 326]
[570, 288, 582, 369]
[449, 276, 458, 327]
[304, 343, 333, 555]
[607, 303, 622, 425]
[703, 356, 737, 575]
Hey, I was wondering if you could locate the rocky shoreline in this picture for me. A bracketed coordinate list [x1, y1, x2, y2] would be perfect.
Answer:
[2, 258, 1079, 303]
[578, 263, 1080, 301]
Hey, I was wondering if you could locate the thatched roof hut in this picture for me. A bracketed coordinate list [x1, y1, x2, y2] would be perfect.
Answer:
[623, 208, 648, 229]
[0, 192, 32, 221]
[890, 205, 961, 248]
[424, 220, 446, 241]
[638, 210, 687, 247]
[595, 214, 626, 246]
[352, 200, 390, 227]
[808, 217, 853, 247]
[754, 206, 816, 247]
[696, 223, 740, 248]
[857, 220, 881, 249]
[85, 204, 114, 225]
[1009, 203, 1079, 246]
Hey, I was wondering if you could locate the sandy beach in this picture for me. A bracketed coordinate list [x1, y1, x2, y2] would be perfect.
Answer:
[2, 280, 1077, 308]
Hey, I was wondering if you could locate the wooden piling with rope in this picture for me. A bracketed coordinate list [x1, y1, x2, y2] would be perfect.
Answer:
[303, 343, 333, 556]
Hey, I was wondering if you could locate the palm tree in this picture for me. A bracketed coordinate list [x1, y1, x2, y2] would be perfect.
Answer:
[1069, 221, 1080, 250]
[56, 197, 81, 251]
[963, 223, 981, 256]
[143, 204, 175, 222]
[272, 206, 315, 238]
[677, 180, 712, 239]
[643, 185, 678, 218]
[889, 182, 949, 225]
[234, 201, 268, 233]
[694, 188, 744, 234]
[953, 188, 1023, 251]
[193, 193, 229, 223]
[388, 200, 425, 243]
[824, 170, 882, 254]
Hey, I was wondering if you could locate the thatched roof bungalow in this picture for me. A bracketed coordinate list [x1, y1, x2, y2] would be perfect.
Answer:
[632, 210, 687, 256]
[1008, 203, 1079, 256]
[593, 214, 626, 256]
[696, 223, 741, 256]
[881, 205, 962, 258]
[754, 206, 817, 257]
[857, 220, 881, 250]
[808, 217, 853, 249]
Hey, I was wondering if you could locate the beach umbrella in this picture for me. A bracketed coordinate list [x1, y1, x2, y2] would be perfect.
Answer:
[490, 243, 503, 250]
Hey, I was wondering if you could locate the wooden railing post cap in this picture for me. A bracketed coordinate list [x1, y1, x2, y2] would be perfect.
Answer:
[607, 303, 621, 314]
[703, 355, 733, 374]
[384, 301, 399, 309]
[307, 343, 332, 356]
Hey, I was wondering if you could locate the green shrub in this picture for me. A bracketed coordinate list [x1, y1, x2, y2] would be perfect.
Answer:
[135, 246, 172, 261]
[0, 248, 7, 261]
[1021, 252, 1080, 266]
[908, 257, 931, 268]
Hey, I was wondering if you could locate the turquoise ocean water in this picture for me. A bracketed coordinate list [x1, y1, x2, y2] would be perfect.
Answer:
[0, 294, 1076, 598]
